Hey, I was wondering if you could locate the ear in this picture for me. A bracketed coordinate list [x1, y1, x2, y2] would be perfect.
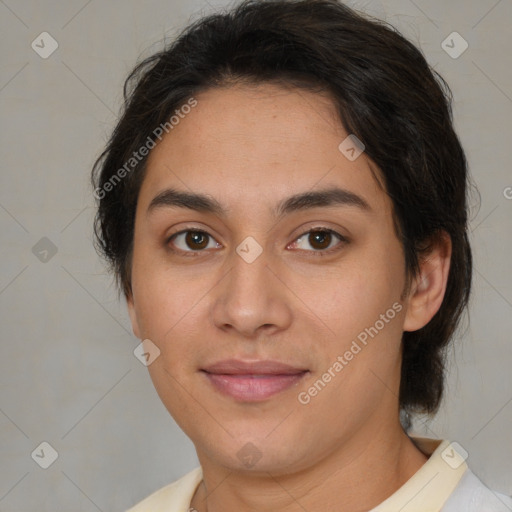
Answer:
[403, 231, 452, 332]
[126, 292, 142, 339]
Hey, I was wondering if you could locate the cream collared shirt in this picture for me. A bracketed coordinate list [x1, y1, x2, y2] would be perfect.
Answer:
[127, 438, 512, 512]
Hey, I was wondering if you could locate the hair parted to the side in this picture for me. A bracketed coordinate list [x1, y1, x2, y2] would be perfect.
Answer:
[91, 0, 473, 424]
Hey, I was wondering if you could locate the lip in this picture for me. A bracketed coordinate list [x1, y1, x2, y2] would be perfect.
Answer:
[202, 359, 309, 402]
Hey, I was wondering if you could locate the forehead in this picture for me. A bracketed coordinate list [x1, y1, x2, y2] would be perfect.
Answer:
[139, 83, 389, 216]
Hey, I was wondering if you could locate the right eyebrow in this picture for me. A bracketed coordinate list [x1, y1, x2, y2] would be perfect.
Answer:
[147, 188, 227, 217]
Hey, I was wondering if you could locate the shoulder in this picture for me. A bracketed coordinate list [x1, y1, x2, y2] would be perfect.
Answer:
[126, 467, 203, 512]
[442, 468, 512, 511]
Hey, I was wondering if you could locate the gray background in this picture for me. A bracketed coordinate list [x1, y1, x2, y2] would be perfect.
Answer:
[0, 0, 511, 510]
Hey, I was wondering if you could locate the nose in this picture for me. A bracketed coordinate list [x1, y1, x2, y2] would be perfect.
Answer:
[210, 243, 293, 339]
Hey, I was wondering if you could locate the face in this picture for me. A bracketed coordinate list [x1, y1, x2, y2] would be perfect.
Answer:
[127, 83, 415, 474]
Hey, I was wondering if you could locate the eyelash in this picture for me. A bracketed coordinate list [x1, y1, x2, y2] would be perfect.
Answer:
[165, 227, 348, 258]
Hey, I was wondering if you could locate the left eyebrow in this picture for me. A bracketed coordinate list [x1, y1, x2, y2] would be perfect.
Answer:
[146, 186, 371, 218]
[273, 187, 371, 219]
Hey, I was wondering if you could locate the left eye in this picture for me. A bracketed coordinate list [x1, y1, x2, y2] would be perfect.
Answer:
[290, 229, 346, 253]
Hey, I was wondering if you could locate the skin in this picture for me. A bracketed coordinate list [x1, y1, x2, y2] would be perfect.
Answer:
[127, 83, 452, 511]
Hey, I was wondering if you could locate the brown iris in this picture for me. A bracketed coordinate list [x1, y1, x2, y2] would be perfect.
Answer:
[307, 230, 332, 250]
[185, 231, 209, 250]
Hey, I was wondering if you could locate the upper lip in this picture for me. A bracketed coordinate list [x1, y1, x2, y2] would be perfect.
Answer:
[202, 359, 308, 375]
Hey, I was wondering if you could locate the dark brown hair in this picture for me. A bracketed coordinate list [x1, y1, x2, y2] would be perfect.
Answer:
[91, 0, 473, 422]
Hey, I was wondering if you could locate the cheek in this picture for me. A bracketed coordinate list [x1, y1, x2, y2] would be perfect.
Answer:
[309, 244, 406, 389]
[319, 255, 404, 339]
[130, 243, 179, 340]
[131, 256, 212, 368]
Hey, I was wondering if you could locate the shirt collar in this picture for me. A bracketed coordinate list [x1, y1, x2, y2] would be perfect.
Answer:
[173, 437, 468, 512]
[370, 437, 468, 512]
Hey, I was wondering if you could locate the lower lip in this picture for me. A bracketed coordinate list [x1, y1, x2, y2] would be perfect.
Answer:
[203, 372, 307, 401]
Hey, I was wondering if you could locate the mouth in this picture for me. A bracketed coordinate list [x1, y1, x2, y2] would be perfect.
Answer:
[201, 359, 309, 402]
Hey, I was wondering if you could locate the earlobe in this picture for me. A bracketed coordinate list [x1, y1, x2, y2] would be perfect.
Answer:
[126, 293, 141, 339]
[403, 232, 452, 332]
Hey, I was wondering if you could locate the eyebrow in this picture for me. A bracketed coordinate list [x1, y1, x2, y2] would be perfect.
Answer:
[146, 186, 371, 219]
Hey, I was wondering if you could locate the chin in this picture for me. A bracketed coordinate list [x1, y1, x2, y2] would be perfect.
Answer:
[194, 430, 313, 475]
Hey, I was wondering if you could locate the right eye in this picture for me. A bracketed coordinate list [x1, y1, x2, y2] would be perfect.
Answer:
[167, 230, 222, 255]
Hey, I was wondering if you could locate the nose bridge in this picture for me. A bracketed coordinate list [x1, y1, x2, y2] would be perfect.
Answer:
[229, 248, 271, 299]
[210, 237, 292, 335]
[227, 241, 274, 308]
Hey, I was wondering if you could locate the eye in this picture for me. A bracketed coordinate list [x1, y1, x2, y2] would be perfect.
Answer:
[290, 228, 347, 255]
[167, 230, 221, 254]
[166, 227, 347, 257]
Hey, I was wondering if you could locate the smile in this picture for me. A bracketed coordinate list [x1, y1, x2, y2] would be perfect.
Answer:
[201, 359, 309, 402]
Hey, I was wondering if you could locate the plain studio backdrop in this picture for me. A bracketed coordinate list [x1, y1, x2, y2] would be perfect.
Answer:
[0, 0, 511, 510]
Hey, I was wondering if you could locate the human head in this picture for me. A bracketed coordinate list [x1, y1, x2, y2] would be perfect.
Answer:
[92, 0, 472, 427]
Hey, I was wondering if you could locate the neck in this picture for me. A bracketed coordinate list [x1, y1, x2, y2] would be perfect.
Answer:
[190, 421, 428, 512]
